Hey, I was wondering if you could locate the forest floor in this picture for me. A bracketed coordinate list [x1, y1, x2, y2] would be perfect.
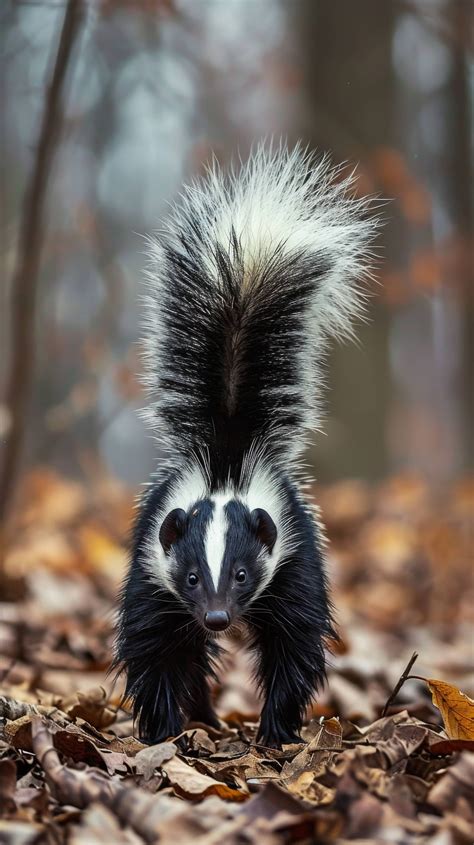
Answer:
[0, 469, 473, 844]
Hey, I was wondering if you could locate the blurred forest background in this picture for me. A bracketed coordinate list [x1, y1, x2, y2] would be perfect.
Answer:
[1, 0, 472, 503]
[0, 2, 473, 841]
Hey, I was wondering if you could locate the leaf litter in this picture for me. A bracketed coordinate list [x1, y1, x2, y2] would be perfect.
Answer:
[0, 469, 473, 843]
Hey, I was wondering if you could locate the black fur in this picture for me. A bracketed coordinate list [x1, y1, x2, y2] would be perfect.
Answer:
[149, 235, 328, 487]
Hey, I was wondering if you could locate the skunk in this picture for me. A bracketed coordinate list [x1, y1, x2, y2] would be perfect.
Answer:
[115, 143, 377, 747]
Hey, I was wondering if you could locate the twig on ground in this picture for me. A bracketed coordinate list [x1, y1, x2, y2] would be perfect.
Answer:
[381, 651, 419, 717]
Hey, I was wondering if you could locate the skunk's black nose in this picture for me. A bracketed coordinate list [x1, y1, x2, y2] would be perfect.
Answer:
[204, 610, 230, 631]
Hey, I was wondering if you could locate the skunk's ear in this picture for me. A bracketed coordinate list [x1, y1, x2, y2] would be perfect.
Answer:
[251, 508, 277, 554]
[159, 508, 186, 554]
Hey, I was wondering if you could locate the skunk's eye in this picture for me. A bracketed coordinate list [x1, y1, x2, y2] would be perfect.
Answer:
[235, 569, 247, 584]
[188, 572, 199, 586]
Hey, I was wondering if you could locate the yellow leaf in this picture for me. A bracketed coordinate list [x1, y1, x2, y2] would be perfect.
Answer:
[428, 679, 474, 740]
[77, 524, 127, 579]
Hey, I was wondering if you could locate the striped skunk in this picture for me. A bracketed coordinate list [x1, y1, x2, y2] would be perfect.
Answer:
[115, 144, 377, 747]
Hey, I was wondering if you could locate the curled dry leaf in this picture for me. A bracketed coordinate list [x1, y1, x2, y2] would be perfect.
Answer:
[162, 755, 249, 802]
[177, 727, 216, 755]
[0, 759, 17, 817]
[56, 686, 117, 730]
[365, 721, 427, 767]
[427, 680, 474, 740]
[4, 714, 131, 774]
[69, 803, 144, 845]
[0, 820, 45, 844]
[134, 742, 177, 781]
[240, 781, 310, 823]
[428, 738, 474, 755]
[201, 752, 276, 785]
[279, 718, 342, 804]
[428, 752, 474, 812]
[0, 694, 70, 726]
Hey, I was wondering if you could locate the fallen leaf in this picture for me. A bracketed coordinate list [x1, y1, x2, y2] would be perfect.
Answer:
[345, 791, 385, 838]
[162, 755, 248, 802]
[428, 752, 474, 811]
[428, 679, 474, 740]
[69, 803, 143, 844]
[428, 738, 474, 755]
[0, 820, 45, 844]
[239, 782, 307, 823]
[179, 728, 216, 755]
[203, 752, 278, 785]
[278, 718, 342, 804]
[0, 760, 16, 817]
[57, 687, 117, 730]
[369, 722, 427, 767]
[134, 742, 177, 780]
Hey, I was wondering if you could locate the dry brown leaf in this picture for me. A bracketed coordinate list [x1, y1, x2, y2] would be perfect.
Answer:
[284, 770, 335, 805]
[0, 694, 70, 726]
[0, 760, 17, 817]
[428, 738, 474, 755]
[178, 727, 216, 755]
[162, 755, 248, 802]
[108, 734, 145, 756]
[0, 820, 45, 844]
[211, 737, 249, 760]
[365, 721, 427, 767]
[345, 791, 385, 839]
[202, 752, 277, 785]
[70, 804, 144, 845]
[134, 742, 177, 780]
[239, 781, 308, 823]
[56, 687, 117, 730]
[428, 752, 474, 811]
[427, 679, 474, 740]
[4, 715, 130, 774]
[281, 717, 342, 801]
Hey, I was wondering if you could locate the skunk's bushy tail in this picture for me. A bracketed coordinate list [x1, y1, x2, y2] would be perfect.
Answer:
[142, 143, 378, 484]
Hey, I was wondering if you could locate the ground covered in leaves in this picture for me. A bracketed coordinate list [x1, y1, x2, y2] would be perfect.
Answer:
[1, 470, 473, 844]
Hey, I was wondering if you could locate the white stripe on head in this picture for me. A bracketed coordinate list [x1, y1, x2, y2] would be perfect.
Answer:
[205, 491, 231, 591]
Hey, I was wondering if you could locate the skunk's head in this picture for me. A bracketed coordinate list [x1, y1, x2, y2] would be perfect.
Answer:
[156, 495, 277, 631]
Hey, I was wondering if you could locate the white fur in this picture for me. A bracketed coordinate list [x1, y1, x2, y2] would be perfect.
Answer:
[205, 492, 230, 590]
[143, 141, 379, 462]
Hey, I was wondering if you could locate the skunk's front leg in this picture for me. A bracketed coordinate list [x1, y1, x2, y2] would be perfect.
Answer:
[117, 585, 218, 743]
[186, 639, 221, 728]
[249, 593, 328, 748]
[126, 626, 218, 743]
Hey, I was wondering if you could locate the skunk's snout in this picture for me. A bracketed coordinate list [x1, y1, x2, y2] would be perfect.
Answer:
[204, 610, 230, 631]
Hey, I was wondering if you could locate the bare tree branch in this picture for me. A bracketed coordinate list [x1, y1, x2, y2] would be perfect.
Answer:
[0, 0, 84, 533]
